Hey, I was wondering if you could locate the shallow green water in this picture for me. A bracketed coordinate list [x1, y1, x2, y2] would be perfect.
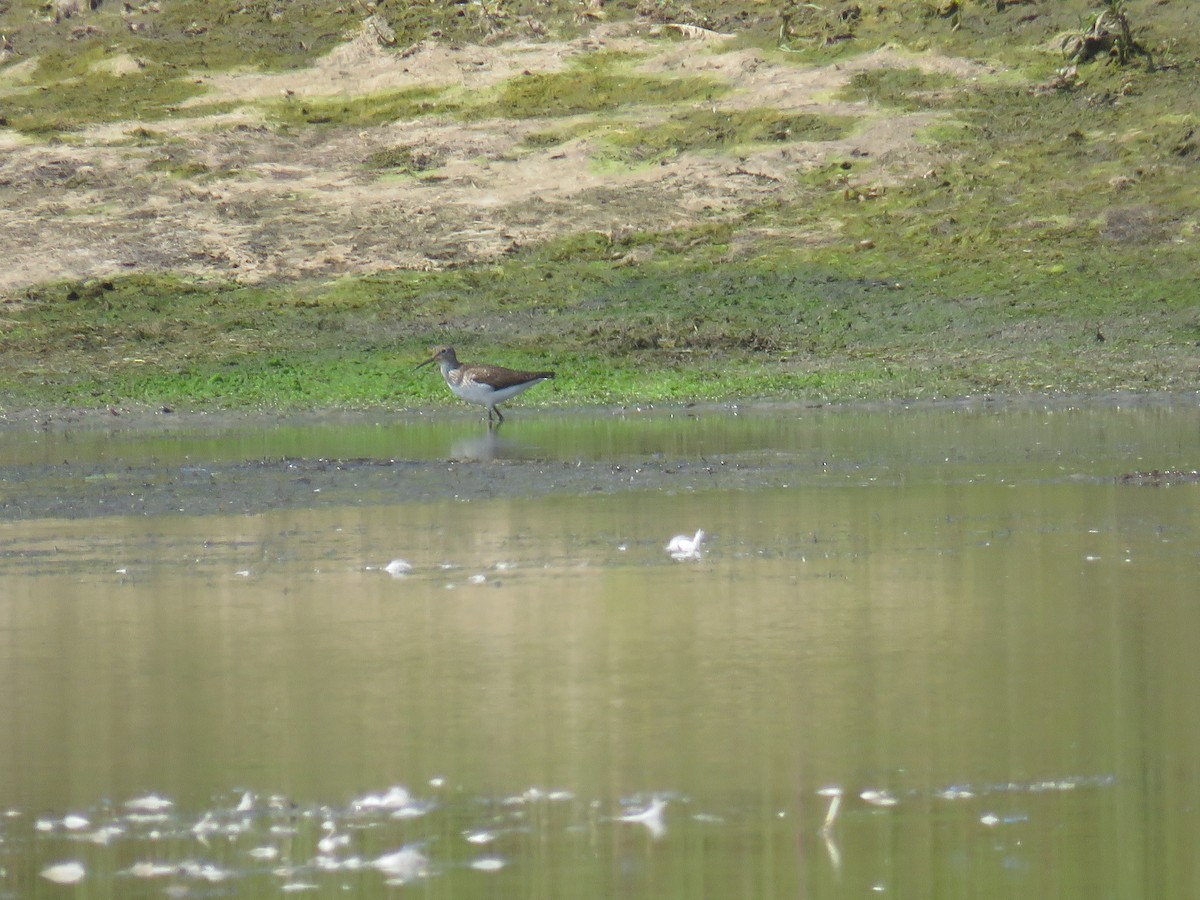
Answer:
[1, 399, 1198, 898]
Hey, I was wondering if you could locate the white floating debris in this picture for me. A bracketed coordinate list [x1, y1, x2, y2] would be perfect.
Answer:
[235, 569, 251, 577]
[470, 857, 506, 872]
[355, 787, 417, 820]
[372, 846, 428, 883]
[280, 881, 319, 893]
[314, 854, 360, 878]
[41, 861, 86, 884]
[354, 785, 412, 811]
[236, 791, 256, 812]
[248, 846, 280, 860]
[87, 824, 125, 844]
[467, 573, 487, 585]
[429, 776, 446, 788]
[819, 788, 843, 834]
[126, 794, 174, 812]
[126, 861, 176, 879]
[617, 797, 667, 840]
[390, 801, 432, 820]
[124, 812, 172, 824]
[192, 812, 219, 840]
[936, 788, 975, 801]
[667, 529, 705, 560]
[384, 559, 414, 577]
[61, 814, 90, 831]
[35, 818, 54, 832]
[465, 830, 496, 845]
[317, 821, 349, 854]
[267, 794, 295, 811]
[179, 860, 231, 882]
[860, 789, 899, 808]
[979, 811, 1028, 826]
[1030, 779, 1078, 792]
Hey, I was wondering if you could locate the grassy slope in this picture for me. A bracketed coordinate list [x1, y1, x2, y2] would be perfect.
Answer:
[0, 0, 1197, 413]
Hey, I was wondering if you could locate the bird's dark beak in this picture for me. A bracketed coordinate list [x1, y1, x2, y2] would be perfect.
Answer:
[414, 355, 435, 371]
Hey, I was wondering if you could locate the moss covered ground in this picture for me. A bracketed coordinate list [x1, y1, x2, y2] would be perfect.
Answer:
[0, 1, 1196, 415]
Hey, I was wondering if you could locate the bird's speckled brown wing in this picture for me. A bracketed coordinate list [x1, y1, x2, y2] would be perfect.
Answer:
[464, 364, 555, 390]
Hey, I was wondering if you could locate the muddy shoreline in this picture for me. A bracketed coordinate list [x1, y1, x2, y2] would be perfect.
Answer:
[3, 390, 1196, 433]
[1, 393, 1195, 521]
[0, 454, 793, 520]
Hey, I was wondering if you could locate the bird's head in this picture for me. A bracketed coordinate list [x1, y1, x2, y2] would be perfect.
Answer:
[415, 345, 457, 371]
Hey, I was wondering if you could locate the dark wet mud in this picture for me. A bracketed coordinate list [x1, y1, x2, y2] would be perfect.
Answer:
[0, 454, 788, 520]
[1, 395, 1195, 520]
[5, 454, 1193, 520]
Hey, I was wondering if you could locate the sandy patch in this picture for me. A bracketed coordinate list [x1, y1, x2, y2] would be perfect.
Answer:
[0, 24, 995, 293]
[91, 53, 145, 77]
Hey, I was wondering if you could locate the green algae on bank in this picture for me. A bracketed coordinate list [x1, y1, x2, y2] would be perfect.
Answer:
[1, 1, 1197, 414]
[2, 237, 1196, 415]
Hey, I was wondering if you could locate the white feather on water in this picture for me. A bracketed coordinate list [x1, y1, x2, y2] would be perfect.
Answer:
[616, 796, 668, 839]
[666, 529, 705, 560]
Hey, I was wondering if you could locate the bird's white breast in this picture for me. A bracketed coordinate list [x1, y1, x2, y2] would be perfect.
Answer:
[454, 374, 545, 406]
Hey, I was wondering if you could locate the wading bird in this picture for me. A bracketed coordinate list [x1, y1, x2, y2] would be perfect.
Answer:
[415, 345, 554, 426]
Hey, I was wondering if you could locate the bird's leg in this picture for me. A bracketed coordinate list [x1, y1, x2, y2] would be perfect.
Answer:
[494, 406, 505, 425]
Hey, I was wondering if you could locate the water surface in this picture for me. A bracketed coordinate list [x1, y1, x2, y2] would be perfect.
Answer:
[1, 399, 1197, 898]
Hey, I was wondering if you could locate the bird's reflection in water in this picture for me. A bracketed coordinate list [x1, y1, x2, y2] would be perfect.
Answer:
[448, 426, 539, 462]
